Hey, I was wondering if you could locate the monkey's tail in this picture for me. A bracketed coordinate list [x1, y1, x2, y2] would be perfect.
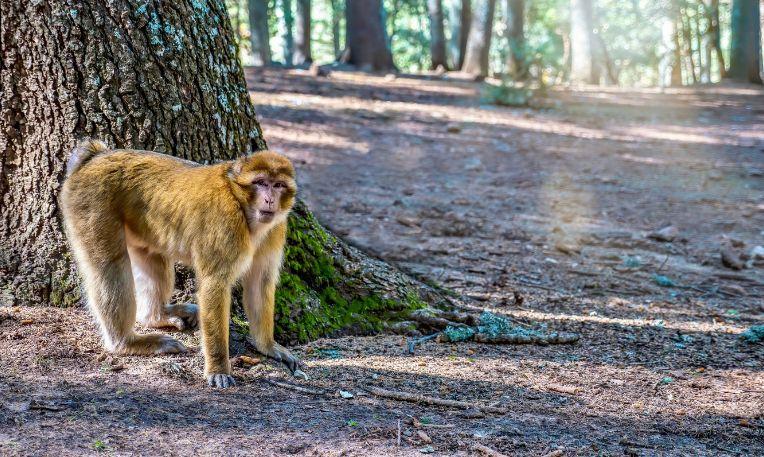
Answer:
[66, 139, 110, 176]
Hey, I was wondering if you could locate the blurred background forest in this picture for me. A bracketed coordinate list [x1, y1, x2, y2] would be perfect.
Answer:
[224, 0, 763, 86]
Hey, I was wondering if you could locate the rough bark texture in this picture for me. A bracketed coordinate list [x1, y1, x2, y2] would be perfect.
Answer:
[427, 0, 448, 70]
[728, 0, 762, 84]
[248, 0, 271, 66]
[345, 0, 395, 71]
[461, 0, 496, 77]
[293, 0, 312, 65]
[570, 0, 596, 84]
[0, 0, 435, 343]
[505, 0, 526, 78]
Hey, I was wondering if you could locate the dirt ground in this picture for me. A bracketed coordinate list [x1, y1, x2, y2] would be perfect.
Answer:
[1, 68, 763, 456]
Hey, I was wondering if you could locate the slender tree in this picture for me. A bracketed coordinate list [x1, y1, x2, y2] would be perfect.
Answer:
[570, 0, 596, 83]
[505, 0, 526, 78]
[294, 0, 312, 65]
[728, 0, 762, 83]
[461, 0, 496, 76]
[707, 0, 726, 78]
[428, 0, 449, 70]
[248, 0, 271, 65]
[282, 0, 295, 65]
[458, 0, 472, 69]
[0, 0, 434, 342]
[345, 0, 395, 71]
[330, 0, 342, 59]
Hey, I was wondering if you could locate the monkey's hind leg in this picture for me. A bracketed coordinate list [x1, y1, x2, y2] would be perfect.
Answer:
[128, 246, 198, 331]
[73, 229, 186, 355]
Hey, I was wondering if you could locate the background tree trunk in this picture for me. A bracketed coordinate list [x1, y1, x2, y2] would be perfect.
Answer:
[728, 0, 762, 83]
[461, 0, 496, 76]
[248, 0, 272, 66]
[707, 0, 726, 78]
[330, 0, 342, 59]
[505, 0, 526, 79]
[458, 0, 472, 69]
[427, 0, 448, 70]
[345, 0, 396, 71]
[294, 0, 312, 65]
[569, 0, 596, 84]
[0, 0, 436, 343]
[281, 0, 295, 65]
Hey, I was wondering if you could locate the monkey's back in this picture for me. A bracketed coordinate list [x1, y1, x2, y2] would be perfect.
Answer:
[61, 149, 252, 266]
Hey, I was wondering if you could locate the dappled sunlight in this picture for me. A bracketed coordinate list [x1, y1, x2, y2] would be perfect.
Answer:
[264, 123, 371, 155]
[491, 308, 750, 334]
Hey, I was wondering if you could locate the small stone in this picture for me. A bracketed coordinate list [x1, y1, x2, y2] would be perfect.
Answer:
[647, 225, 678, 242]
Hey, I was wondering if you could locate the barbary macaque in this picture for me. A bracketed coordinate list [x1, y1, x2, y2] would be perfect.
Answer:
[60, 139, 301, 387]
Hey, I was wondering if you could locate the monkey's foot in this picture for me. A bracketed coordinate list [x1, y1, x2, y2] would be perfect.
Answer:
[251, 340, 304, 377]
[143, 303, 199, 331]
[207, 373, 236, 388]
[120, 334, 187, 355]
[165, 303, 199, 331]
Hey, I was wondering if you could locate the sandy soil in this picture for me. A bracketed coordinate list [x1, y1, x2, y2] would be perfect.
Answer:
[1, 69, 763, 456]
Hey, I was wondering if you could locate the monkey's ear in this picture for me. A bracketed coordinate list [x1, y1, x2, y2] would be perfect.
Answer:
[227, 158, 245, 181]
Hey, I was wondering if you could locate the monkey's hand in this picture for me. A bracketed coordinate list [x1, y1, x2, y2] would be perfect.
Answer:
[250, 339, 307, 379]
[207, 373, 236, 388]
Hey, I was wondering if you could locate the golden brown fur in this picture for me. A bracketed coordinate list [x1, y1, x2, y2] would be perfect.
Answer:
[60, 139, 298, 388]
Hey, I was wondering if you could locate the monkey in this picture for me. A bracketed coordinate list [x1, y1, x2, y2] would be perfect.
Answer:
[60, 139, 300, 388]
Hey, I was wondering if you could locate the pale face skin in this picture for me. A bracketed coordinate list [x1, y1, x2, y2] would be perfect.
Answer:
[252, 175, 290, 224]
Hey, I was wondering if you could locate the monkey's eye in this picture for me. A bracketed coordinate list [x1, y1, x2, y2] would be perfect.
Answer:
[254, 179, 267, 187]
[274, 182, 286, 189]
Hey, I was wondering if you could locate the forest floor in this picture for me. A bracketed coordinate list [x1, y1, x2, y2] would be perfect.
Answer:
[2, 68, 764, 456]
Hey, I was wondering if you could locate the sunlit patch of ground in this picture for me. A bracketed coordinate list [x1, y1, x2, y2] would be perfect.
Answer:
[1, 69, 762, 455]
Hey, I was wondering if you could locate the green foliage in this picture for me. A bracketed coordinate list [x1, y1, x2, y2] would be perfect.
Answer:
[481, 79, 533, 106]
[740, 326, 764, 344]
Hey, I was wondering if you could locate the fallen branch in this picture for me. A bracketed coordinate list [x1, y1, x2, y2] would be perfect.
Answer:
[364, 386, 507, 414]
[474, 331, 579, 345]
[265, 378, 327, 396]
[471, 443, 510, 457]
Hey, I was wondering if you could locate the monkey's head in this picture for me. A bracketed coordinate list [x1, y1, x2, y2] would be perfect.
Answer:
[228, 151, 296, 224]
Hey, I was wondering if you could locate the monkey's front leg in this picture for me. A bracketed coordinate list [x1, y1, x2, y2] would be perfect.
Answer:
[197, 275, 235, 388]
[242, 262, 304, 378]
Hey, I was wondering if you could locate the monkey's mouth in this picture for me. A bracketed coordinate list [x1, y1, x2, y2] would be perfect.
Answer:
[258, 210, 275, 221]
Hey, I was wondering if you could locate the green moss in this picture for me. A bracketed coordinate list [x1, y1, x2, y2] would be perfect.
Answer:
[236, 204, 428, 343]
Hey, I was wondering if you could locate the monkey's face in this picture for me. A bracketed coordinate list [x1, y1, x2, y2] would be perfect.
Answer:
[228, 151, 297, 224]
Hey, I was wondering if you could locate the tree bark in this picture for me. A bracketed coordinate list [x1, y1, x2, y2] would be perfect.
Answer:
[427, 0, 448, 70]
[0, 0, 436, 343]
[461, 0, 496, 77]
[345, 0, 395, 71]
[294, 0, 312, 65]
[248, 0, 272, 66]
[728, 0, 762, 83]
[505, 0, 526, 79]
[570, 0, 596, 84]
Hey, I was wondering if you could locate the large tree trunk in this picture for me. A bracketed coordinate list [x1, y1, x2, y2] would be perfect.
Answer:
[330, 0, 341, 59]
[728, 0, 762, 84]
[293, 0, 312, 65]
[248, 0, 272, 66]
[461, 0, 496, 77]
[427, 0, 448, 70]
[0, 0, 436, 343]
[569, 0, 596, 84]
[505, 0, 526, 79]
[345, 0, 395, 71]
